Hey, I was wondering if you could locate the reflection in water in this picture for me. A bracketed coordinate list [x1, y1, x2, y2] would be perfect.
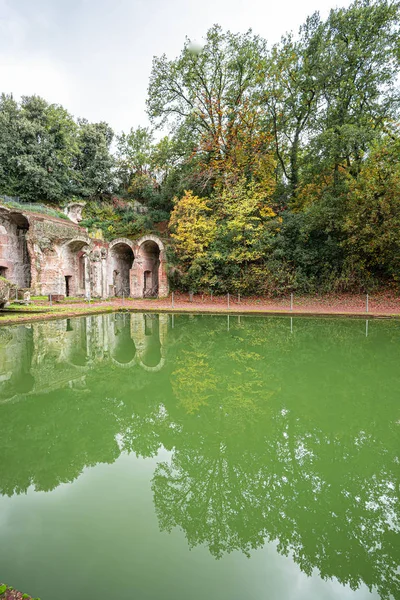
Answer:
[112, 313, 137, 364]
[0, 314, 399, 599]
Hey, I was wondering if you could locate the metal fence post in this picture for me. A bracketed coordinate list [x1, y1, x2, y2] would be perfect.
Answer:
[366, 293, 369, 313]
[290, 293, 293, 311]
[172, 291, 174, 309]
[227, 293, 230, 309]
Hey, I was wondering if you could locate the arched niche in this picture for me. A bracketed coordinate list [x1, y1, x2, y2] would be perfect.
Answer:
[7, 212, 31, 288]
[9, 212, 29, 230]
[131, 235, 168, 298]
[62, 238, 90, 297]
[0, 225, 8, 279]
[109, 238, 135, 297]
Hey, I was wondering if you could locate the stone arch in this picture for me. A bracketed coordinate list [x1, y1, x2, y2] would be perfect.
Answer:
[109, 237, 136, 253]
[135, 234, 165, 253]
[0, 225, 8, 278]
[109, 238, 135, 297]
[0, 225, 10, 279]
[5, 212, 31, 288]
[9, 212, 30, 230]
[62, 238, 91, 297]
[64, 236, 90, 249]
[131, 235, 168, 298]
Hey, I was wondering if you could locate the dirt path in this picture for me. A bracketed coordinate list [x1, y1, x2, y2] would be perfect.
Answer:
[1, 292, 399, 326]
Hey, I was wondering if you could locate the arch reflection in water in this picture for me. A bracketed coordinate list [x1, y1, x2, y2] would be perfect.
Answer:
[0, 313, 167, 401]
[0, 314, 399, 600]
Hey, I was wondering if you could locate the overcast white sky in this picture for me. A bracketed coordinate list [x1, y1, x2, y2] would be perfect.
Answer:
[0, 0, 353, 134]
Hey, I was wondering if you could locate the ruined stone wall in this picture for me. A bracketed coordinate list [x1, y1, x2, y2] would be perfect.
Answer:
[108, 239, 135, 298]
[0, 207, 31, 288]
[0, 206, 168, 298]
[131, 235, 169, 298]
[26, 215, 90, 296]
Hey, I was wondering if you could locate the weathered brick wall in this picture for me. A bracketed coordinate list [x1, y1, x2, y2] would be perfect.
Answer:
[0, 207, 31, 288]
[26, 214, 90, 296]
[0, 207, 169, 298]
[131, 235, 169, 298]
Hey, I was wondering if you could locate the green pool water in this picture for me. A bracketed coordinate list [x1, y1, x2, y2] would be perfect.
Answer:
[0, 313, 399, 600]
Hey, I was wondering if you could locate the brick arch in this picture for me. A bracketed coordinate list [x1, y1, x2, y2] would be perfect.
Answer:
[108, 238, 135, 297]
[109, 237, 136, 254]
[0, 211, 31, 288]
[9, 211, 30, 230]
[0, 224, 9, 277]
[61, 237, 91, 297]
[131, 235, 168, 298]
[63, 237, 91, 251]
[135, 234, 165, 254]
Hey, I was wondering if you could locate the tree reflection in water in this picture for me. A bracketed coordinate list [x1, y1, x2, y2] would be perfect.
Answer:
[0, 314, 398, 599]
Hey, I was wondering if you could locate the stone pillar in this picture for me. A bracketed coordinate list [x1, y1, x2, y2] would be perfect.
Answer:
[29, 242, 41, 295]
[83, 251, 91, 299]
[158, 252, 169, 297]
[101, 248, 108, 298]
[130, 262, 141, 298]
[90, 250, 102, 297]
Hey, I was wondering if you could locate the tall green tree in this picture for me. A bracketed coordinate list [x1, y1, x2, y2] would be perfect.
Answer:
[309, 0, 400, 187]
[147, 25, 268, 190]
[116, 126, 154, 192]
[263, 13, 324, 202]
[344, 135, 400, 283]
[74, 120, 115, 197]
[0, 94, 78, 202]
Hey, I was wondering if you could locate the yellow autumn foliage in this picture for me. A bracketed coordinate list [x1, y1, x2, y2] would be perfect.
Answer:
[169, 190, 217, 262]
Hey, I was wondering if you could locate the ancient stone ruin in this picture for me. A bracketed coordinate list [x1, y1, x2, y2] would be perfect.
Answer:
[0, 205, 168, 299]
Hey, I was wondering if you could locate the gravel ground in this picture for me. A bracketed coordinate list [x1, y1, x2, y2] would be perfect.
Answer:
[0, 291, 399, 327]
